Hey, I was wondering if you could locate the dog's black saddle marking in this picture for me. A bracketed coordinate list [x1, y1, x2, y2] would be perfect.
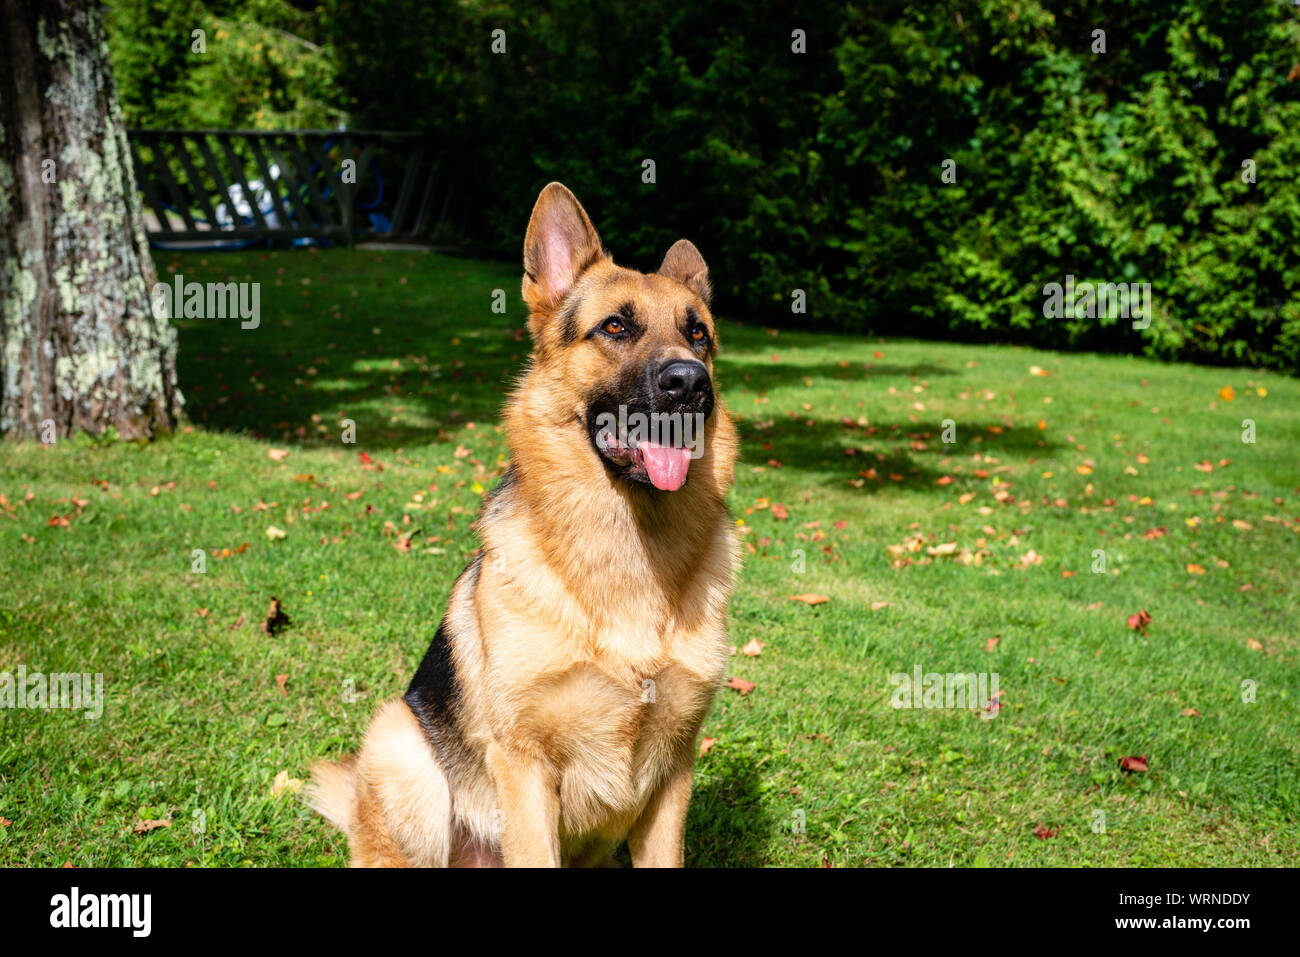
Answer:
[404, 552, 483, 783]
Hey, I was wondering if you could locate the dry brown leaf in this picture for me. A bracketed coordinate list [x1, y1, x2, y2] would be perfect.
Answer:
[262, 597, 291, 636]
[788, 593, 829, 606]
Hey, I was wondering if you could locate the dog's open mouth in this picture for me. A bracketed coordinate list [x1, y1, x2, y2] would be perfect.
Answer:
[596, 426, 692, 492]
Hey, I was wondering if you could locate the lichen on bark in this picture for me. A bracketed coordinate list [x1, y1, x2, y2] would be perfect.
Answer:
[0, 0, 183, 441]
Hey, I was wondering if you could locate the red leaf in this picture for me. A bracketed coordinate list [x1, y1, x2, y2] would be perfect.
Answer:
[1126, 609, 1152, 631]
[1119, 755, 1149, 773]
[724, 677, 756, 695]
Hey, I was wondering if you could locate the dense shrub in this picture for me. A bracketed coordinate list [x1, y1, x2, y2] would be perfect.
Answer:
[106, 0, 1300, 370]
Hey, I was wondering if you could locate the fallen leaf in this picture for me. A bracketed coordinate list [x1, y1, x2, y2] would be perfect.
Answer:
[271, 770, 304, 798]
[740, 639, 764, 657]
[788, 593, 829, 606]
[1218, 385, 1235, 402]
[275, 673, 289, 696]
[265, 525, 287, 540]
[261, 597, 291, 636]
[1127, 609, 1152, 631]
[699, 736, 717, 757]
[724, 677, 756, 695]
[1119, 755, 1149, 774]
[132, 819, 171, 835]
[1246, 638, 1264, 651]
[1186, 563, 1206, 575]
[1032, 824, 1059, 840]
[229, 613, 245, 631]
[268, 448, 290, 462]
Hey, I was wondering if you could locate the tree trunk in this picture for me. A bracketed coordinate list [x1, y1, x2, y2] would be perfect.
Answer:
[0, 0, 182, 442]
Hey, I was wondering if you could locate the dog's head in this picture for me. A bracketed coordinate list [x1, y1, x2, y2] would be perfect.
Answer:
[518, 183, 725, 493]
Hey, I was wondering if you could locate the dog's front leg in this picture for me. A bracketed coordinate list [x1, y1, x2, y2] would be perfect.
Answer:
[486, 740, 561, 867]
[628, 754, 695, 868]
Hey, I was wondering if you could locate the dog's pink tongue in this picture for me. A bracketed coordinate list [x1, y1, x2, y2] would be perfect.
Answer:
[639, 441, 691, 491]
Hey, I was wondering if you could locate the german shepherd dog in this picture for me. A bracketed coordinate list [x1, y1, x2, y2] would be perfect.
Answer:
[308, 183, 738, 867]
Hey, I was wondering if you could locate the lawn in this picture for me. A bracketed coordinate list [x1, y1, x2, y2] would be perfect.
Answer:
[1, 246, 1297, 867]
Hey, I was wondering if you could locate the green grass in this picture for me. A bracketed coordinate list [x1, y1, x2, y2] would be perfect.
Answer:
[1, 246, 1297, 867]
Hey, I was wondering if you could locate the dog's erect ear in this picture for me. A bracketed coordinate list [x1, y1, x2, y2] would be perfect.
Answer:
[522, 183, 605, 312]
[658, 239, 711, 306]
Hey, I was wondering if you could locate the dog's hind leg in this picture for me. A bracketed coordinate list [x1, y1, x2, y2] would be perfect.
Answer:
[343, 699, 458, 867]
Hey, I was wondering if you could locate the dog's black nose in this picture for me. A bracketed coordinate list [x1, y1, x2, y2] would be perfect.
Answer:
[657, 360, 710, 401]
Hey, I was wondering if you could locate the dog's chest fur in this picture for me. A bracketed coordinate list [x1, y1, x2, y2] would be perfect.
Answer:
[481, 557, 729, 837]
[473, 496, 734, 840]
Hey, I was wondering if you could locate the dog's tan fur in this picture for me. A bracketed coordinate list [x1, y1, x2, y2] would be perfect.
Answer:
[308, 182, 738, 867]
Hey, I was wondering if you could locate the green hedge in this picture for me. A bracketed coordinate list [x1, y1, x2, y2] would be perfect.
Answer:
[108, 0, 1300, 370]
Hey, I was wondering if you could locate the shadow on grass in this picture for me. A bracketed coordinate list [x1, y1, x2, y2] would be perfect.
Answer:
[685, 747, 772, 867]
[718, 357, 958, 392]
[173, 278, 527, 450]
[735, 414, 1064, 491]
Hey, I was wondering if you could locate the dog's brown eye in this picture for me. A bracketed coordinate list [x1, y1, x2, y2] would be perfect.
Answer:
[690, 324, 707, 343]
[602, 318, 625, 336]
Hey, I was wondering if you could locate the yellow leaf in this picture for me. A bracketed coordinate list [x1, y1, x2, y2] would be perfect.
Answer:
[271, 770, 304, 798]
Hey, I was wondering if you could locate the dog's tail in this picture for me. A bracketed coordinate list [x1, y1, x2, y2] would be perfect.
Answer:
[305, 754, 358, 833]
